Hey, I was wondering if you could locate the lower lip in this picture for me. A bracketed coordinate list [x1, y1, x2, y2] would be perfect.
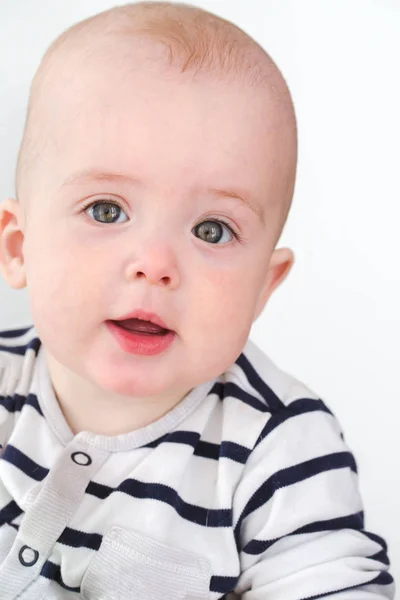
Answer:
[106, 320, 175, 356]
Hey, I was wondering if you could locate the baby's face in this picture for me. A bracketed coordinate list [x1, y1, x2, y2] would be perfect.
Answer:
[17, 40, 293, 400]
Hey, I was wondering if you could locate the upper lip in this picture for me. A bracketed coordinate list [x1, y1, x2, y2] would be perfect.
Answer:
[111, 309, 172, 331]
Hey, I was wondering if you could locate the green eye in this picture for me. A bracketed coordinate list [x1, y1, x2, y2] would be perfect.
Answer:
[84, 201, 128, 224]
[82, 202, 242, 244]
[193, 219, 236, 244]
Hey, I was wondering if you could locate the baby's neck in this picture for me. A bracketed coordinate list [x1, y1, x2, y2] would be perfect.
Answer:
[43, 349, 190, 436]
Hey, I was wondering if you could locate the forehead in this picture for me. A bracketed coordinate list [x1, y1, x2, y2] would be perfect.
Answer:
[36, 42, 288, 203]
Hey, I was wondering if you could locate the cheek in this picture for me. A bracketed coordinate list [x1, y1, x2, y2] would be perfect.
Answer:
[23, 230, 107, 321]
[195, 260, 263, 329]
[187, 265, 261, 378]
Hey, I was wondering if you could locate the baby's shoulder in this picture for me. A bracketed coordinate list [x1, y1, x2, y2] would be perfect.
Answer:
[230, 337, 321, 412]
[220, 338, 342, 449]
[0, 324, 38, 397]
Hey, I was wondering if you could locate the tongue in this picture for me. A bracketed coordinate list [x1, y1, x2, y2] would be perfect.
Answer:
[116, 318, 168, 335]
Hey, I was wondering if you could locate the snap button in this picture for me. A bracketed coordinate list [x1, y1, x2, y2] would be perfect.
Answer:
[71, 451, 92, 466]
[19, 545, 39, 567]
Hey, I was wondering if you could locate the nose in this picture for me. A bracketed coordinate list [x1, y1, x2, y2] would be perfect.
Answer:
[124, 244, 180, 289]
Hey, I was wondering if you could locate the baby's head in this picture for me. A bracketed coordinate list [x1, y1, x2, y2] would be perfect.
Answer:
[0, 2, 297, 406]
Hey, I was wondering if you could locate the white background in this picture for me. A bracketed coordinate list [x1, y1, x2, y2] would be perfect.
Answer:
[0, 0, 399, 587]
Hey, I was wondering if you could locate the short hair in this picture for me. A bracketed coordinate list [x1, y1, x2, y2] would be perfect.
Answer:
[15, 1, 297, 241]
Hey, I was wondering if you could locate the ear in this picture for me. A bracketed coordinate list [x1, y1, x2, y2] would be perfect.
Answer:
[0, 197, 27, 289]
[253, 247, 294, 322]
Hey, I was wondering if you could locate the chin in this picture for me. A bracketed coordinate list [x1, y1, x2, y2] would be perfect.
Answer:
[89, 367, 172, 399]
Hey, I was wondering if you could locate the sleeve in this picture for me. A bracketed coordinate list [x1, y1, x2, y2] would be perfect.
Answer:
[231, 397, 395, 600]
[0, 407, 13, 455]
[0, 353, 19, 453]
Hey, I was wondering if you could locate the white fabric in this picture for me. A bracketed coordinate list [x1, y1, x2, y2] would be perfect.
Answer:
[0, 325, 394, 599]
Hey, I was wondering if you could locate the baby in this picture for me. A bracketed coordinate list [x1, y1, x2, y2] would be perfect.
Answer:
[0, 2, 394, 599]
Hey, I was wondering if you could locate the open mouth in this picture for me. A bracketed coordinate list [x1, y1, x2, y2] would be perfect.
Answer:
[106, 318, 175, 356]
[111, 318, 170, 336]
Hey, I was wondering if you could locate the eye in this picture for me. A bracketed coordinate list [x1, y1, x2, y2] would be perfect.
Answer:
[83, 200, 128, 224]
[81, 201, 242, 244]
[192, 218, 240, 245]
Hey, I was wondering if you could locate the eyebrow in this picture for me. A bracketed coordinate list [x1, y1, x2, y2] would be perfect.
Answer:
[61, 169, 265, 223]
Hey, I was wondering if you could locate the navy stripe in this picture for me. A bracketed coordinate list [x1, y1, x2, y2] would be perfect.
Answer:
[1, 444, 49, 481]
[235, 451, 357, 547]
[0, 395, 26, 413]
[86, 478, 232, 527]
[210, 575, 239, 594]
[119, 479, 232, 526]
[235, 353, 284, 413]
[40, 560, 81, 592]
[25, 394, 43, 415]
[210, 380, 272, 413]
[0, 395, 22, 412]
[297, 570, 394, 600]
[254, 398, 334, 449]
[294, 511, 364, 535]
[40, 560, 241, 596]
[57, 527, 102, 550]
[0, 335, 41, 357]
[85, 480, 111, 500]
[243, 511, 365, 554]
[146, 430, 250, 464]
[176, 434, 249, 464]
[371, 571, 394, 585]
[219, 441, 250, 464]
[0, 500, 23, 526]
[228, 382, 271, 413]
[369, 549, 390, 566]
[195, 440, 221, 460]
[144, 431, 171, 448]
[146, 431, 222, 460]
[0, 393, 43, 416]
[362, 530, 388, 553]
[0, 326, 34, 338]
